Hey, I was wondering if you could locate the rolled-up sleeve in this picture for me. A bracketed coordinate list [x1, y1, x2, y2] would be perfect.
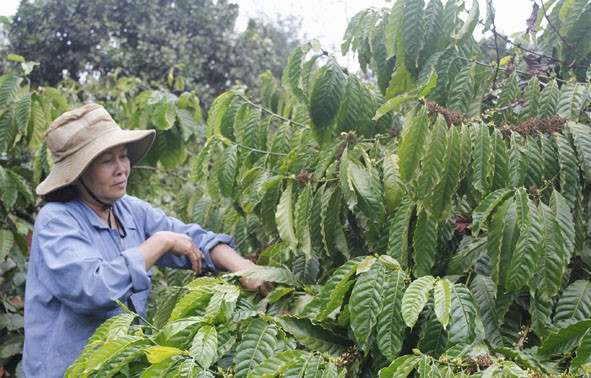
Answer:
[36, 215, 149, 314]
[136, 200, 235, 273]
[121, 248, 151, 291]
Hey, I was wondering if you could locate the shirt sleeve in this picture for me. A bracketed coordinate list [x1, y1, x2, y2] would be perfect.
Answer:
[35, 214, 150, 315]
[136, 199, 235, 273]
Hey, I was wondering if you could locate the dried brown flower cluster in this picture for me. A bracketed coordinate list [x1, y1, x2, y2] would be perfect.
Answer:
[454, 213, 473, 235]
[295, 170, 314, 187]
[426, 101, 466, 126]
[500, 115, 566, 139]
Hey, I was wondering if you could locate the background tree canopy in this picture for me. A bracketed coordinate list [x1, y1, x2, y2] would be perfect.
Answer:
[7, 0, 301, 105]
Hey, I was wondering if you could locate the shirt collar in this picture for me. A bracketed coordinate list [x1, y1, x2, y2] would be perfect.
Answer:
[75, 197, 137, 230]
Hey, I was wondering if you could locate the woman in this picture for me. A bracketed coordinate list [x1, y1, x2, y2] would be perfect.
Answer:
[23, 103, 270, 377]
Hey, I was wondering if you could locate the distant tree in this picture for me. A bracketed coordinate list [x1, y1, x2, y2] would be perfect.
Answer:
[7, 0, 300, 105]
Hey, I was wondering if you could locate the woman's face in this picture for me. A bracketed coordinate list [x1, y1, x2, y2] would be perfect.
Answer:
[79, 145, 130, 204]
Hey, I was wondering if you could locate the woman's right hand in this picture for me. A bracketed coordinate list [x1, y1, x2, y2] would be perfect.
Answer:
[139, 231, 204, 273]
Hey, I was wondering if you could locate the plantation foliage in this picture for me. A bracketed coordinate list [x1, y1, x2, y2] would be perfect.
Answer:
[1, 0, 591, 376]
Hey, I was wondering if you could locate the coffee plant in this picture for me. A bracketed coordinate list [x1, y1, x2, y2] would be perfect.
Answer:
[9, 0, 591, 376]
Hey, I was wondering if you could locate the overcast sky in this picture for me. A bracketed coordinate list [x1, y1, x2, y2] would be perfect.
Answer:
[0, 0, 534, 69]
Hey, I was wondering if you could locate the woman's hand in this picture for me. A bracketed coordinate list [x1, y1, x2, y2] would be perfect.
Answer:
[238, 265, 275, 294]
[138, 231, 204, 273]
[210, 243, 275, 295]
[161, 232, 205, 274]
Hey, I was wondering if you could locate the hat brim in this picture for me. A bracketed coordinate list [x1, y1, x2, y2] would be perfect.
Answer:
[36, 128, 156, 196]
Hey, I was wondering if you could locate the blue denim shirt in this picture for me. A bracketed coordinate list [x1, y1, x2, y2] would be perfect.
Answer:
[23, 195, 234, 377]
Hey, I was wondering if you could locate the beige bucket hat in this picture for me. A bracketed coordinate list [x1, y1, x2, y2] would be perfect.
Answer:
[36, 103, 156, 196]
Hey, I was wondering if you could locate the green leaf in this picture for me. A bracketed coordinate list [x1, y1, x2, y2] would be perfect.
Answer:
[348, 155, 385, 236]
[538, 79, 560, 119]
[379, 355, 421, 378]
[292, 252, 320, 285]
[276, 182, 298, 251]
[73, 313, 136, 370]
[341, 10, 367, 55]
[417, 66, 438, 97]
[234, 318, 278, 378]
[0, 111, 16, 152]
[402, 275, 435, 328]
[0, 166, 18, 210]
[554, 132, 580, 210]
[0, 334, 22, 361]
[386, 64, 416, 98]
[569, 121, 591, 183]
[401, 0, 424, 70]
[15, 92, 32, 133]
[412, 210, 438, 277]
[535, 203, 567, 301]
[530, 293, 553, 338]
[418, 314, 448, 356]
[571, 330, 591, 371]
[470, 122, 493, 197]
[6, 167, 34, 206]
[550, 190, 575, 264]
[305, 256, 367, 320]
[383, 154, 405, 212]
[447, 235, 487, 276]
[350, 260, 388, 352]
[525, 136, 544, 189]
[416, 115, 448, 207]
[218, 144, 237, 198]
[335, 75, 375, 136]
[420, 0, 444, 59]
[0, 229, 13, 263]
[295, 184, 314, 260]
[497, 73, 520, 108]
[275, 316, 351, 356]
[309, 58, 346, 143]
[452, 0, 479, 43]
[491, 128, 510, 190]
[429, 125, 462, 220]
[398, 106, 429, 182]
[153, 102, 176, 130]
[554, 280, 591, 325]
[320, 185, 344, 258]
[376, 270, 406, 360]
[557, 82, 589, 120]
[144, 346, 185, 365]
[189, 324, 217, 369]
[521, 76, 540, 121]
[248, 350, 307, 378]
[470, 274, 506, 347]
[434, 279, 451, 329]
[155, 131, 185, 169]
[235, 106, 262, 151]
[77, 335, 143, 376]
[226, 267, 301, 287]
[0, 75, 21, 107]
[206, 92, 235, 136]
[27, 99, 47, 153]
[339, 146, 357, 211]
[446, 284, 480, 347]
[168, 284, 216, 322]
[471, 188, 513, 235]
[374, 95, 415, 121]
[488, 197, 515, 287]
[387, 198, 414, 267]
[505, 189, 541, 292]
[448, 63, 475, 114]
[151, 287, 185, 329]
[283, 42, 312, 103]
[539, 319, 591, 357]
